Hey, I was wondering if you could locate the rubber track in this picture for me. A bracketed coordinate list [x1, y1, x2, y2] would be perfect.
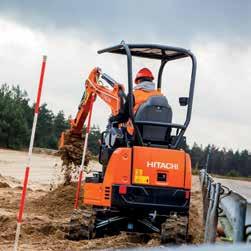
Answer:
[68, 206, 96, 240]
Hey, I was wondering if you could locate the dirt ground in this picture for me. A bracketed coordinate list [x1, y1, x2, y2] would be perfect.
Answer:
[0, 149, 204, 250]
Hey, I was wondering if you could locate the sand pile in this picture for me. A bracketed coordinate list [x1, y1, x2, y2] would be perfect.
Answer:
[28, 183, 81, 219]
[0, 174, 10, 188]
[0, 183, 79, 249]
[0, 181, 10, 188]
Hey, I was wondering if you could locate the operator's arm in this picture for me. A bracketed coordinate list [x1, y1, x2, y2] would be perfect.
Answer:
[109, 95, 134, 124]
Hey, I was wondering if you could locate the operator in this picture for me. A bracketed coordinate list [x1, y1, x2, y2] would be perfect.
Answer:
[109, 67, 162, 135]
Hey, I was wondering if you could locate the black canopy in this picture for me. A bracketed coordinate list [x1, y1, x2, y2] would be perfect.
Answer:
[98, 43, 190, 61]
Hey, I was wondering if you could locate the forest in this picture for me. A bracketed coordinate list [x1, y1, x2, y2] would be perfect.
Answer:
[0, 83, 250, 177]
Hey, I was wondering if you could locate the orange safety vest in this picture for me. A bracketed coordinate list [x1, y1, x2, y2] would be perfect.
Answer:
[127, 89, 162, 135]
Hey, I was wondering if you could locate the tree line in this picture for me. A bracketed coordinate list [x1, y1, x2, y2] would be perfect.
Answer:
[0, 83, 250, 177]
[0, 83, 102, 152]
[0, 83, 69, 149]
[188, 143, 251, 177]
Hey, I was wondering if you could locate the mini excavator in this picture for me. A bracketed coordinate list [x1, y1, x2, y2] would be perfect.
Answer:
[60, 42, 197, 244]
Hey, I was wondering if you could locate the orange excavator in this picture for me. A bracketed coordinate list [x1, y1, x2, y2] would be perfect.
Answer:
[60, 41, 197, 244]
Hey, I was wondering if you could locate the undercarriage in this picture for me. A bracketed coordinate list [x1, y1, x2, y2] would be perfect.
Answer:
[68, 205, 189, 244]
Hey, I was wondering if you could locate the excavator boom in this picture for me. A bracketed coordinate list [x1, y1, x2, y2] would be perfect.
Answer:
[59, 67, 125, 160]
[69, 67, 124, 135]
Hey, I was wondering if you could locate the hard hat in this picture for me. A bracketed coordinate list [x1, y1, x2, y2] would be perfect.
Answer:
[135, 68, 154, 83]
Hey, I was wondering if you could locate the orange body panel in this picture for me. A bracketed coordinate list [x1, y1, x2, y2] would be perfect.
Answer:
[83, 148, 132, 207]
[83, 146, 191, 207]
[132, 146, 190, 189]
[83, 183, 102, 204]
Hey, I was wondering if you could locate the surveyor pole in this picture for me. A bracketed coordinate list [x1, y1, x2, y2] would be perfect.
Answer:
[14, 56, 47, 251]
[74, 94, 95, 209]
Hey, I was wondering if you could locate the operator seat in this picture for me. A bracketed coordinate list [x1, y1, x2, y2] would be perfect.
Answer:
[134, 96, 172, 145]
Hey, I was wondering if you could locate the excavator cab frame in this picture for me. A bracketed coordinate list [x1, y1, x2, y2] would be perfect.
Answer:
[98, 41, 197, 149]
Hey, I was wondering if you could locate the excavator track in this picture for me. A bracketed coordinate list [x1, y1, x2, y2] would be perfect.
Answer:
[68, 206, 96, 240]
[160, 215, 188, 244]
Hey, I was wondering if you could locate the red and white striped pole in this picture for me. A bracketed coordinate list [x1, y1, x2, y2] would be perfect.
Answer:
[14, 56, 47, 251]
[74, 94, 95, 209]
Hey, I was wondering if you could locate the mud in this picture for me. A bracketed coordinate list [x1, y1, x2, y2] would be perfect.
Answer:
[0, 181, 10, 188]
[0, 177, 204, 250]
[0, 149, 204, 250]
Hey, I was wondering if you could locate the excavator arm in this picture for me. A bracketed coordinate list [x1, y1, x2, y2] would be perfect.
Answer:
[59, 67, 125, 150]
[69, 67, 125, 135]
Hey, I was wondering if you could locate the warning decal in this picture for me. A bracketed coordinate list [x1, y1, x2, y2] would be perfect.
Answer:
[134, 169, 149, 184]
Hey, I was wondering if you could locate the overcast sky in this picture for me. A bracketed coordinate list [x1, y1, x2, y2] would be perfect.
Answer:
[0, 0, 251, 150]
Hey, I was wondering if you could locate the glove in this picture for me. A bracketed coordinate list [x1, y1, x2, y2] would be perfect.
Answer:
[109, 116, 118, 123]
[108, 116, 119, 128]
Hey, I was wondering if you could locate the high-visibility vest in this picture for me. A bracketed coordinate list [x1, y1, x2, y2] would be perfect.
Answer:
[127, 89, 162, 135]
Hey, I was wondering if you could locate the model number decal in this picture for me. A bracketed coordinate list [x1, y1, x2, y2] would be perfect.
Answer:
[146, 161, 179, 170]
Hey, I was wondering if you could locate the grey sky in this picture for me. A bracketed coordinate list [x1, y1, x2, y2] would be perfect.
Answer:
[0, 1, 251, 44]
[0, 1, 251, 150]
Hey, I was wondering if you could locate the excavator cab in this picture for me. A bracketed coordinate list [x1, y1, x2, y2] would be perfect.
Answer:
[69, 42, 197, 244]
[98, 42, 196, 149]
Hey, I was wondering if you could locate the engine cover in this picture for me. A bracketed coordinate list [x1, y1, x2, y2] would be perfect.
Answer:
[132, 146, 191, 189]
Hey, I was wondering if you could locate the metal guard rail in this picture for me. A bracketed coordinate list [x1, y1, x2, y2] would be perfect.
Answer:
[199, 169, 251, 243]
